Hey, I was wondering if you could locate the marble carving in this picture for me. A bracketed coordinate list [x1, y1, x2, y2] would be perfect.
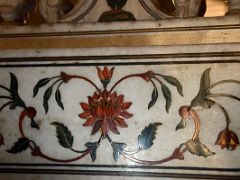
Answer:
[0, 0, 35, 21]
[0, 0, 238, 23]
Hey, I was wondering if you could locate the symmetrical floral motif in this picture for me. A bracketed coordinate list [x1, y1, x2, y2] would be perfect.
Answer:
[0, 66, 239, 165]
[79, 89, 133, 137]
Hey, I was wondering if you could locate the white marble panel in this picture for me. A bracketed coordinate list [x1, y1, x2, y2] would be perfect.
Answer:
[0, 55, 239, 179]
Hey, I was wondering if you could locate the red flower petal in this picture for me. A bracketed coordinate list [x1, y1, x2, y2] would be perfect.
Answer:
[92, 120, 101, 135]
[96, 106, 103, 117]
[122, 102, 132, 109]
[80, 102, 90, 111]
[97, 67, 104, 80]
[108, 120, 119, 135]
[102, 89, 109, 99]
[103, 67, 108, 78]
[118, 95, 124, 104]
[83, 117, 95, 126]
[88, 96, 94, 105]
[79, 112, 92, 119]
[120, 111, 133, 119]
[110, 92, 117, 98]
[115, 117, 128, 128]
[93, 92, 100, 99]
[101, 120, 109, 137]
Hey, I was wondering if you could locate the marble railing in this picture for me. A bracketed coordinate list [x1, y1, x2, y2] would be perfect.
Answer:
[0, 0, 238, 24]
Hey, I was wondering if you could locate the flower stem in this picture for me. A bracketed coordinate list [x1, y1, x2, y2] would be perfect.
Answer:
[67, 75, 100, 92]
[106, 135, 113, 144]
[122, 147, 141, 155]
[0, 101, 14, 112]
[0, 85, 11, 93]
[214, 102, 230, 129]
[207, 93, 240, 102]
[207, 80, 240, 91]
[0, 96, 14, 100]
[121, 147, 185, 165]
[109, 73, 150, 93]
[189, 108, 201, 140]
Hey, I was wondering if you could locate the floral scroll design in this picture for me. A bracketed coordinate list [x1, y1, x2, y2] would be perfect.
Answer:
[177, 68, 240, 157]
[0, 67, 239, 164]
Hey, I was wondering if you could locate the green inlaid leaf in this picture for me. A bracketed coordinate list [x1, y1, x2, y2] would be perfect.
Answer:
[9, 73, 25, 108]
[200, 68, 211, 92]
[161, 83, 172, 113]
[9, 102, 18, 110]
[85, 142, 99, 162]
[10, 73, 18, 96]
[138, 123, 162, 150]
[176, 119, 186, 131]
[148, 87, 158, 110]
[111, 142, 126, 161]
[186, 139, 215, 157]
[31, 119, 40, 130]
[55, 88, 64, 110]
[198, 98, 215, 109]
[161, 75, 183, 96]
[51, 122, 73, 149]
[7, 137, 30, 154]
[33, 78, 51, 97]
[191, 68, 211, 108]
[43, 86, 53, 113]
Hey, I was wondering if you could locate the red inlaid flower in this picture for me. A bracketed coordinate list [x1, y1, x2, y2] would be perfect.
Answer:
[215, 128, 239, 150]
[79, 89, 133, 137]
[97, 66, 114, 88]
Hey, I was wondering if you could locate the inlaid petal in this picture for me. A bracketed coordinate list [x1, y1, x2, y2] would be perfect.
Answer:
[115, 117, 128, 128]
[120, 111, 133, 119]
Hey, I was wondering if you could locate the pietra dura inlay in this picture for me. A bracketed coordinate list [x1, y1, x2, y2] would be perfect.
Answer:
[0, 56, 239, 179]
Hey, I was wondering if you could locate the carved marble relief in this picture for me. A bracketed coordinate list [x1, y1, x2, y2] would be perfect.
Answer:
[141, 0, 206, 19]
[0, 0, 234, 24]
[98, 0, 136, 22]
[39, 0, 97, 23]
[0, 58, 239, 178]
[0, 0, 36, 22]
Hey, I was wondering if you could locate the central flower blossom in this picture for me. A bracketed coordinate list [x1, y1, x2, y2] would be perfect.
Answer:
[79, 89, 133, 137]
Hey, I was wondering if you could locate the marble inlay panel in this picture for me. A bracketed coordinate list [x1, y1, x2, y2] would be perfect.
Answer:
[0, 57, 239, 179]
